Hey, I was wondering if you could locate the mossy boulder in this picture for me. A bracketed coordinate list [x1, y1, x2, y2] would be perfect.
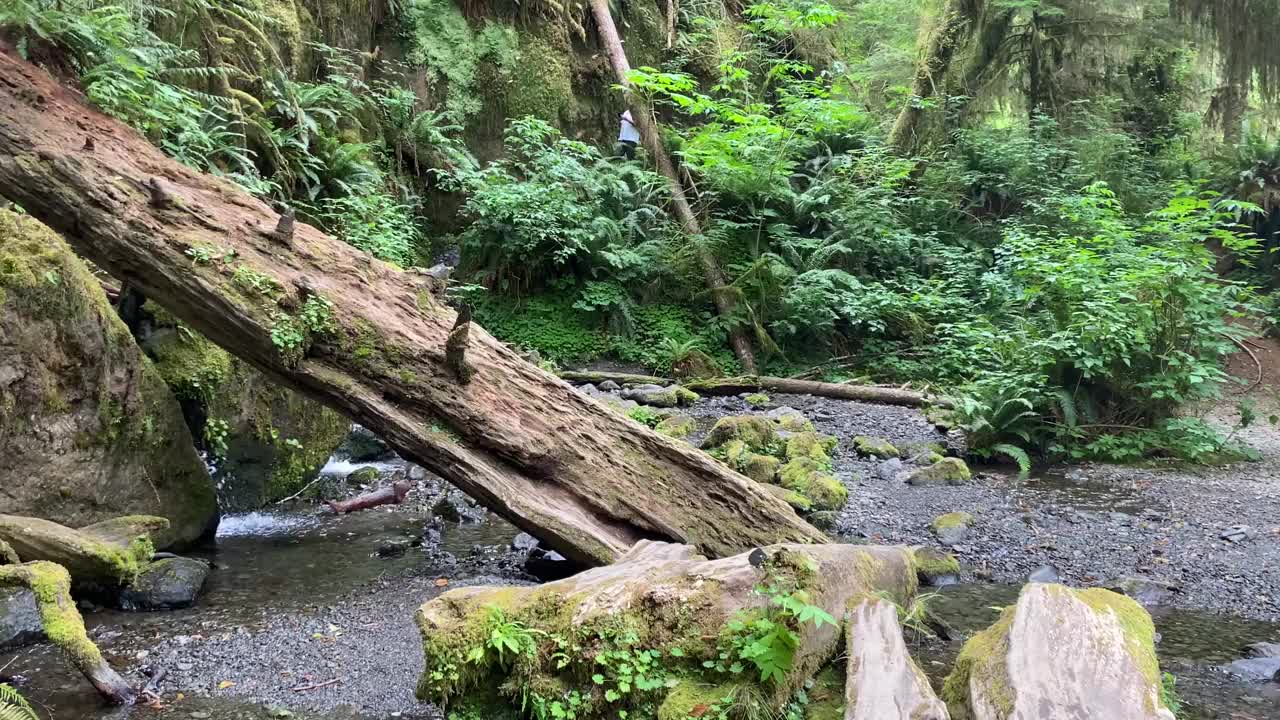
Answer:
[670, 349, 722, 381]
[745, 393, 770, 408]
[942, 584, 1175, 720]
[912, 547, 961, 587]
[760, 483, 812, 513]
[118, 556, 210, 611]
[785, 432, 838, 463]
[806, 510, 839, 532]
[853, 436, 899, 460]
[416, 542, 920, 719]
[906, 458, 972, 486]
[779, 459, 848, 512]
[623, 385, 700, 409]
[931, 511, 975, 545]
[743, 453, 781, 484]
[702, 416, 777, 452]
[143, 308, 348, 510]
[0, 211, 216, 548]
[0, 515, 159, 589]
[346, 466, 381, 486]
[655, 415, 696, 439]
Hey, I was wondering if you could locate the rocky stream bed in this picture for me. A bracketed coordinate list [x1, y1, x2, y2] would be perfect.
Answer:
[2, 388, 1278, 720]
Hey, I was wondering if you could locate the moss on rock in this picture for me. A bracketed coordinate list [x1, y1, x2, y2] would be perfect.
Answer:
[657, 680, 737, 720]
[745, 393, 770, 408]
[931, 512, 974, 534]
[743, 454, 781, 484]
[702, 416, 777, 452]
[0, 211, 217, 548]
[852, 436, 899, 459]
[655, 415, 696, 439]
[906, 458, 972, 486]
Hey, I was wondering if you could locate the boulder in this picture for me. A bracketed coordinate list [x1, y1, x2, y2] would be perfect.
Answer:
[338, 425, 396, 462]
[0, 586, 44, 649]
[743, 454, 781, 484]
[654, 415, 695, 439]
[942, 584, 1176, 720]
[142, 304, 349, 511]
[807, 510, 839, 532]
[906, 458, 972, 486]
[844, 598, 949, 719]
[598, 380, 621, 392]
[761, 483, 812, 513]
[931, 512, 974, 545]
[1221, 657, 1280, 682]
[913, 547, 961, 587]
[346, 466, 382, 487]
[0, 514, 159, 588]
[768, 407, 815, 432]
[670, 349, 721, 381]
[0, 211, 217, 547]
[745, 393, 770, 408]
[1107, 576, 1178, 608]
[878, 458, 907, 482]
[118, 557, 210, 611]
[417, 542, 921, 718]
[1244, 641, 1280, 658]
[702, 416, 777, 451]
[853, 436, 900, 460]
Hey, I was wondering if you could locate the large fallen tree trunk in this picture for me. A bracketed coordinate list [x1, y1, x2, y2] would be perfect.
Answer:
[0, 52, 824, 566]
[685, 376, 949, 409]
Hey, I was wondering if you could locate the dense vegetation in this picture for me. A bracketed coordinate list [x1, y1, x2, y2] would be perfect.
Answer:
[2, 0, 1278, 470]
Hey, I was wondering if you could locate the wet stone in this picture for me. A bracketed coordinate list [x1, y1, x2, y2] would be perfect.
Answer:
[0, 586, 43, 649]
[119, 557, 211, 611]
[1028, 565, 1061, 584]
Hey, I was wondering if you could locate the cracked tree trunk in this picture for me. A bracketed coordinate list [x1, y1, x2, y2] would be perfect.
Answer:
[588, 0, 758, 374]
[0, 51, 823, 566]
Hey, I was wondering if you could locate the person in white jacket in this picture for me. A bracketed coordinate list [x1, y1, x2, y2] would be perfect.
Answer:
[617, 109, 640, 159]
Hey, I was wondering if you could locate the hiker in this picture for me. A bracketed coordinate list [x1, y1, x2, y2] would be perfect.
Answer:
[617, 109, 640, 159]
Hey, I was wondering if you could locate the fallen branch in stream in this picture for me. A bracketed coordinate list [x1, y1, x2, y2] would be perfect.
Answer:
[274, 474, 330, 505]
[558, 371, 947, 408]
[325, 480, 412, 514]
[291, 678, 341, 692]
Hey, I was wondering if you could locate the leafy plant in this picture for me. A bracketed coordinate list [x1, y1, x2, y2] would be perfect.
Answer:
[0, 684, 38, 720]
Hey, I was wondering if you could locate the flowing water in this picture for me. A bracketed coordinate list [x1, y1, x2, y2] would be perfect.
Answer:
[0, 506, 520, 719]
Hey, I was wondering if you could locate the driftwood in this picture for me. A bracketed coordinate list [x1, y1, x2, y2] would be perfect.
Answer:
[0, 52, 824, 566]
[686, 376, 949, 409]
[0, 562, 136, 705]
[326, 480, 412, 514]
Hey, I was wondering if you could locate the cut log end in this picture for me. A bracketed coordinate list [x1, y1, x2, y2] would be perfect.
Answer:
[326, 480, 413, 514]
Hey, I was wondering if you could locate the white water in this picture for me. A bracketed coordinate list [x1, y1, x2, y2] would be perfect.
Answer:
[215, 511, 318, 537]
[317, 458, 402, 477]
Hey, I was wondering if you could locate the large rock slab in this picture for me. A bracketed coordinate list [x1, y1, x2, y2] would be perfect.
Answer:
[0, 211, 217, 547]
[417, 541, 921, 718]
[844, 598, 949, 719]
[118, 556, 211, 611]
[943, 583, 1175, 720]
[0, 514, 159, 588]
[0, 586, 43, 649]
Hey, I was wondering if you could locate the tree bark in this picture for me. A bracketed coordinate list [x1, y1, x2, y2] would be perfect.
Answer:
[0, 562, 137, 705]
[889, 0, 982, 153]
[588, 0, 758, 374]
[0, 51, 823, 566]
[684, 376, 948, 408]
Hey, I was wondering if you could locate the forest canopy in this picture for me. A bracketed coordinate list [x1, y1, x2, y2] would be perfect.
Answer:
[1, 0, 1278, 469]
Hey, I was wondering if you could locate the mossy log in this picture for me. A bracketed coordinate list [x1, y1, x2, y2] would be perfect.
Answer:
[0, 52, 824, 566]
[416, 541, 921, 719]
[0, 515, 158, 588]
[559, 370, 673, 386]
[0, 562, 136, 705]
[684, 377, 948, 408]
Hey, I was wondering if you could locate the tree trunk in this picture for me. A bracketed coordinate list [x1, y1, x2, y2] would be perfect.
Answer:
[684, 376, 948, 408]
[587, 0, 758, 374]
[889, 0, 982, 153]
[326, 480, 412, 514]
[0, 51, 823, 566]
[0, 562, 137, 705]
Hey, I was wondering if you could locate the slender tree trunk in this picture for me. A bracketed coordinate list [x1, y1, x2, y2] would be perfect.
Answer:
[588, 0, 758, 374]
[0, 51, 822, 566]
[889, 0, 982, 153]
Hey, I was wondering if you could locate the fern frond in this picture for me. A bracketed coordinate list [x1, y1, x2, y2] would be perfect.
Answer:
[991, 443, 1032, 478]
[0, 684, 38, 720]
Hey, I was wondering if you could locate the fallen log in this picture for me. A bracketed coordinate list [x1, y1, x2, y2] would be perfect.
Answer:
[558, 370, 672, 386]
[326, 480, 412, 514]
[0, 52, 824, 566]
[416, 540, 921, 718]
[685, 376, 949, 409]
[0, 562, 137, 705]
